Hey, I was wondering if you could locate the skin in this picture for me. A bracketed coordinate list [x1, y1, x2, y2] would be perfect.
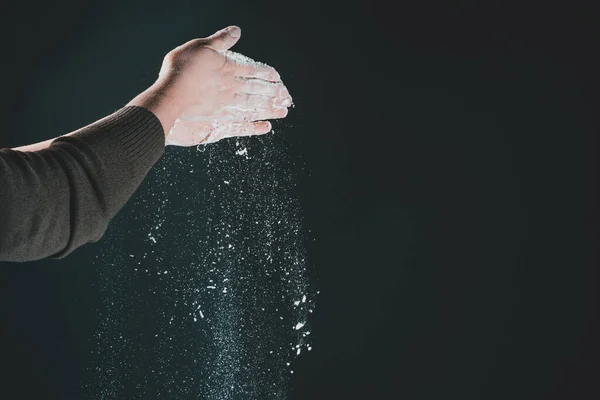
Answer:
[13, 25, 292, 152]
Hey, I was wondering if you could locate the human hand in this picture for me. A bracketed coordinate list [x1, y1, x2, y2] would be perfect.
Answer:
[154, 26, 292, 146]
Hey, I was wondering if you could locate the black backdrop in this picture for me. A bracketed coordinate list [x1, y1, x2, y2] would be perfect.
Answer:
[0, 1, 597, 399]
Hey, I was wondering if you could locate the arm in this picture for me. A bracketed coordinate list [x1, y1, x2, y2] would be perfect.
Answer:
[0, 104, 166, 262]
[0, 26, 292, 263]
[13, 81, 179, 153]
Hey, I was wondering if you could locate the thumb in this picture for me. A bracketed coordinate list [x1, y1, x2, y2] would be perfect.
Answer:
[205, 25, 241, 51]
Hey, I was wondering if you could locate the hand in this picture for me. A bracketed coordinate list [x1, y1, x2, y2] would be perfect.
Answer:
[154, 26, 292, 146]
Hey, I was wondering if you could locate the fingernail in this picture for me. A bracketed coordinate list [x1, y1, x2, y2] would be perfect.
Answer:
[282, 98, 291, 107]
[228, 26, 241, 38]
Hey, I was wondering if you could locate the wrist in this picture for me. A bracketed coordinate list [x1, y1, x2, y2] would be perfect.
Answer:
[126, 80, 181, 139]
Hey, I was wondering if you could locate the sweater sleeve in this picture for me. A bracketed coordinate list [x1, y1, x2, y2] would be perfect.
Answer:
[0, 105, 165, 262]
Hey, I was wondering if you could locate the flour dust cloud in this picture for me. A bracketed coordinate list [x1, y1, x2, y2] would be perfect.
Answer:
[82, 129, 315, 400]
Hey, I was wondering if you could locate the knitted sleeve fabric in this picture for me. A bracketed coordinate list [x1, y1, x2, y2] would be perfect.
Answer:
[0, 106, 165, 262]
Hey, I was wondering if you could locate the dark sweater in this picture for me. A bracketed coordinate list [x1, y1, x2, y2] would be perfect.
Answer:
[0, 106, 165, 262]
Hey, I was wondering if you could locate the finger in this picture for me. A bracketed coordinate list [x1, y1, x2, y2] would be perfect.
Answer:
[280, 85, 291, 101]
[237, 78, 291, 100]
[226, 121, 272, 138]
[233, 62, 281, 82]
[260, 107, 289, 120]
[251, 121, 272, 135]
[233, 93, 273, 108]
[236, 106, 289, 122]
[205, 26, 241, 51]
[232, 93, 292, 110]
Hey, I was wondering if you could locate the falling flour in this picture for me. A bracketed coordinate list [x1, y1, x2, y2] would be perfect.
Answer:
[82, 127, 314, 400]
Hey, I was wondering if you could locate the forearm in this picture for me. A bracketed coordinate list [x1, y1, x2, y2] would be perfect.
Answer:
[126, 78, 181, 139]
[13, 81, 177, 153]
[0, 106, 165, 262]
[13, 138, 60, 152]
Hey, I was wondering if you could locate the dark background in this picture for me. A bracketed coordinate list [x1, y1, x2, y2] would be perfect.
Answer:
[0, 0, 597, 399]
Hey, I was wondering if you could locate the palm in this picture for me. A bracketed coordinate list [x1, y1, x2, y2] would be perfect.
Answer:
[159, 26, 292, 147]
